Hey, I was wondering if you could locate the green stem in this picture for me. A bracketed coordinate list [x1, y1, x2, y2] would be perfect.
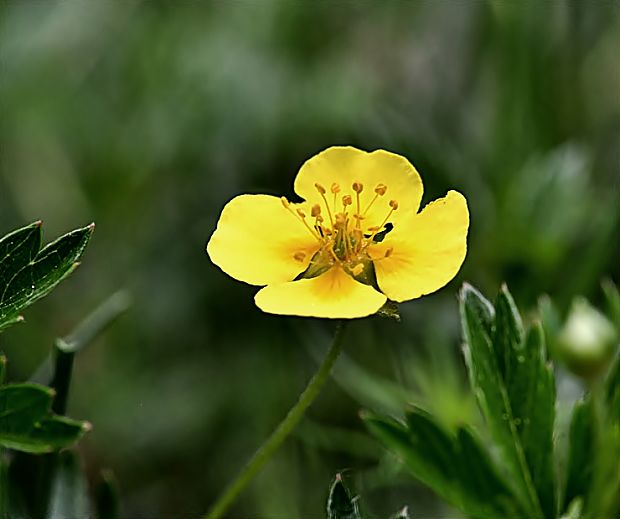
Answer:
[203, 322, 348, 519]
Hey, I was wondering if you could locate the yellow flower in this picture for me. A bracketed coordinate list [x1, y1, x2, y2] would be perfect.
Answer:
[207, 146, 469, 319]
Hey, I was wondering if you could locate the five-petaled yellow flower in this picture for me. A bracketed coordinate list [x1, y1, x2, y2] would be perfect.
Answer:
[207, 146, 469, 319]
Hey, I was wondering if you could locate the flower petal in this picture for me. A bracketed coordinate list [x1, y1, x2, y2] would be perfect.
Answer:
[293, 146, 423, 229]
[207, 194, 320, 286]
[369, 190, 469, 302]
[254, 266, 387, 319]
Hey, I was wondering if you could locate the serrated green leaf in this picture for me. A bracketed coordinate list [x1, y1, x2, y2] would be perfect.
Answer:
[461, 283, 495, 335]
[0, 221, 42, 290]
[46, 451, 91, 519]
[602, 279, 620, 331]
[562, 399, 594, 513]
[326, 475, 361, 519]
[460, 284, 550, 518]
[0, 222, 94, 332]
[364, 408, 524, 519]
[606, 353, 620, 422]
[0, 384, 88, 453]
[506, 323, 556, 519]
[559, 499, 583, 519]
[0, 353, 6, 385]
[389, 506, 410, 519]
[493, 284, 525, 380]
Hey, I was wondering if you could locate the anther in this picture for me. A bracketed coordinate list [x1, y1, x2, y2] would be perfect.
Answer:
[389, 200, 399, 210]
[293, 251, 306, 262]
[352, 182, 363, 194]
[281, 196, 290, 209]
[314, 183, 326, 195]
[331, 183, 341, 194]
[342, 195, 352, 206]
[353, 214, 365, 221]
[316, 215, 324, 223]
[351, 263, 364, 276]
[311, 204, 321, 217]
[375, 184, 387, 196]
[296, 208, 306, 218]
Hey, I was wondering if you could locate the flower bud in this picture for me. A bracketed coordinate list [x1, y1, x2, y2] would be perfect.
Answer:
[557, 298, 618, 379]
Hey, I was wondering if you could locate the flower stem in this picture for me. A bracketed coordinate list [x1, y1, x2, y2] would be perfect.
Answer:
[203, 322, 348, 519]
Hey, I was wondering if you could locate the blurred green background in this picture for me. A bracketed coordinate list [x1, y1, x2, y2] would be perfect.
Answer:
[1, 1, 619, 517]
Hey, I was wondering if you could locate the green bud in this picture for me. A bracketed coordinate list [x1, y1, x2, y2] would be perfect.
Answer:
[558, 297, 618, 379]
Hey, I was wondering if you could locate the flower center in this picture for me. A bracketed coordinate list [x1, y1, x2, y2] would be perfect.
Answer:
[281, 181, 397, 281]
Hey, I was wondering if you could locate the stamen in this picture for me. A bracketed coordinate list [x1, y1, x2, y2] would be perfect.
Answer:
[293, 251, 306, 262]
[351, 263, 364, 276]
[352, 228, 364, 252]
[281, 202, 322, 242]
[362, 184, 387, 216]
[352, 182, 363, 228]
[342, 195, 352, 207]
[316, 188, 334, 227]
[363, 199, 398, 245]
[331, 183, 340, 216]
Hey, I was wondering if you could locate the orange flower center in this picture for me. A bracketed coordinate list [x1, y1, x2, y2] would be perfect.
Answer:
[281, 181, 396, 279]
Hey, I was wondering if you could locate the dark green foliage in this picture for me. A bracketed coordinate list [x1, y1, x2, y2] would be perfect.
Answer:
[2, 1, 620, 515]
[460, 284, 556, 518]
[606, 352, 620, 422]
[366, 284, 568, 518]
[562, 399, 594, 513]
[0, 384, 88, 454]
[0, 222, 94, 332]
[327, 475, 361, 519]
[602, 279, 620, 331]
[326, 475, 408, 519]
[364, 409, 523, 519]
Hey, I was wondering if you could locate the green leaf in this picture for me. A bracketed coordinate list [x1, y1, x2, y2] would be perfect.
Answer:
[0, 353, 6, 385]
[364, 408, 524, 519]
[0, 222, 94, 332]
[389, 507, 410, 519]
[46, 451, 91, 519]
[606, 352, 620, 422]
[602, 278, 620, 331]
[562, 399, 594, 513]
[0, 384, 89, 453]
[326, 474, 361, 519]
[460, 284, 555, 519]
[506, 323, 556, 519]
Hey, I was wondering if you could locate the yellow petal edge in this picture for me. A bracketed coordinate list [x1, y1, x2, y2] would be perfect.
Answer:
[255, 266, 387, 319]
[207, 194, 319, 286]
[370, 190, 469, 302]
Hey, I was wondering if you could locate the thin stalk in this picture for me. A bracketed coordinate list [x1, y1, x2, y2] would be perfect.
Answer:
[203, 322, 348, 519]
